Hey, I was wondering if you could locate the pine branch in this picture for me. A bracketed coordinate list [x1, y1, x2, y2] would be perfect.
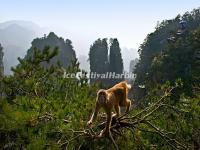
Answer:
[60, 86, 188, 149]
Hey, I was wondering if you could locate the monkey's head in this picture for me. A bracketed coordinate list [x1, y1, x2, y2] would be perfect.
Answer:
[97, 89, 108, 105]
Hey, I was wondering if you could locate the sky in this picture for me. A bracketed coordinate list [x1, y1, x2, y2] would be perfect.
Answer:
[1, 0, 200, 57]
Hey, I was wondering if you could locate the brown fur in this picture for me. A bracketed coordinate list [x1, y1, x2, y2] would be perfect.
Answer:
[87, 81, 131, 137]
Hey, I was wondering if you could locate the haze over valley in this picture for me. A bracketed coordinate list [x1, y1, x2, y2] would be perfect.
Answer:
[0, 20, 137, 74]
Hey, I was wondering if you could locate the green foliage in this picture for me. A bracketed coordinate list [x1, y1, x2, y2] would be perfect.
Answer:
[131, 8, 200, 149]
[131, 82, 200, 149]
[134, 8, 200, 97]
[1, 45, 200, 149]
[0, 47, 97, 149]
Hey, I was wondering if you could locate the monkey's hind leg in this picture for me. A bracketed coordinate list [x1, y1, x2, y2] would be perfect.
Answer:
[113, 105, 120, 118]
[125, 99, 131, 113]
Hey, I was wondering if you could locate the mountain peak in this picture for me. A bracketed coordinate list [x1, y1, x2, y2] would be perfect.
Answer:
[0, 20, 41, 32]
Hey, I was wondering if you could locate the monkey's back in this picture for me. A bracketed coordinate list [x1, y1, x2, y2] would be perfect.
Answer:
[107, 88, 126, 106]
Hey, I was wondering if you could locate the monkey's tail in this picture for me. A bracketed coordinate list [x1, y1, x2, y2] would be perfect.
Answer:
[121, 81, 132, 90]
[126, 83, 132, 90]
[124, 82, 131, 101]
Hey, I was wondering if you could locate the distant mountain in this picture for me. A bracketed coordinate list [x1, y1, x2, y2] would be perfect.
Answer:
[129, 58, 139, 73]
[121, 47, 138, 72]
[0, 20, 46, 74]
[26, 32, 76, 68]
[78, 55, 90, 72]
[0, 20, 45, 34]
[0, 24, 36, 47]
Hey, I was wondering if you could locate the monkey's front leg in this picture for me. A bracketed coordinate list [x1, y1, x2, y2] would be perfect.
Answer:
[98, 110, 112, 137]
[87, 102, 100, 126]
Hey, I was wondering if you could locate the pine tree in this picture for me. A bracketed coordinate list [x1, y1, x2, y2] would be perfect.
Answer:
[109, 38, 124, 85]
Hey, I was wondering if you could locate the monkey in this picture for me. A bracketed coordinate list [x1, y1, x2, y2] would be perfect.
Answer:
[87, 81, 132, 137]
